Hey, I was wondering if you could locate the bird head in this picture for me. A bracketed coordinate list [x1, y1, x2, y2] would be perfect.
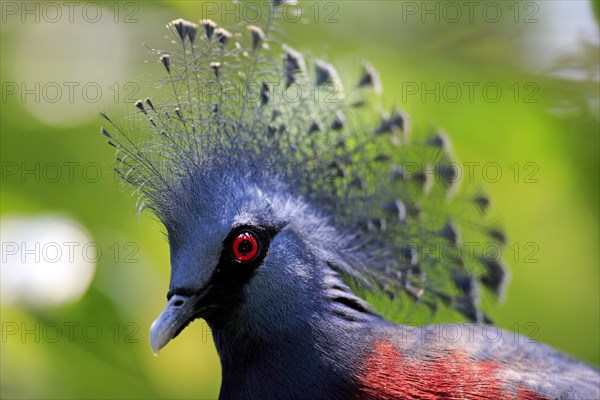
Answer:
[101, 15, 508, 357]
[148, 169, 344, 354]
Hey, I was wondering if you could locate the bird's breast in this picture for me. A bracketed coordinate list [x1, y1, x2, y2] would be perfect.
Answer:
[353, 339, 547, 400]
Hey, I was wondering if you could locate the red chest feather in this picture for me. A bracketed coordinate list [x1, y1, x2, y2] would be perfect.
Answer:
[355, 340, 546, 400]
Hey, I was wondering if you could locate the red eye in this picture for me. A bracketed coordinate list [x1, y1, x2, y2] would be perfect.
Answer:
[231, 231, 259, 262]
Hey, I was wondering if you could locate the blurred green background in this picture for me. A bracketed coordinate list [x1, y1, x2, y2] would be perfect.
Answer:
[1, 1, 598, 398]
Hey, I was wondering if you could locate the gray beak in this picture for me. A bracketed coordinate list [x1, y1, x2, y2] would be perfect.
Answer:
[149, 294, 200, 356]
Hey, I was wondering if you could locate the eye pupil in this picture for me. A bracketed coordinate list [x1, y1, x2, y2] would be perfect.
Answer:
[237, 240, 253, 255]
[231, 231, 259, 263]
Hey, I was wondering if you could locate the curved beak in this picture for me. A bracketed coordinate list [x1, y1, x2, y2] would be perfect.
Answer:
[149, 293, 202, 356]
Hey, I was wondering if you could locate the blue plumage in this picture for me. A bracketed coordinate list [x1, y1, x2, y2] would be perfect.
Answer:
[102, 6, 599, 399]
